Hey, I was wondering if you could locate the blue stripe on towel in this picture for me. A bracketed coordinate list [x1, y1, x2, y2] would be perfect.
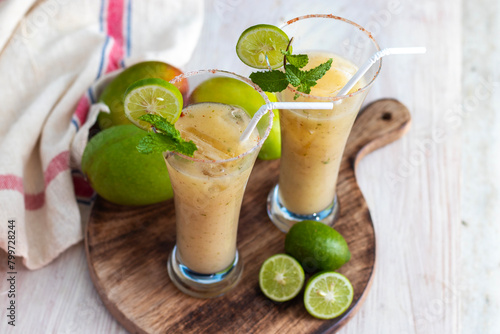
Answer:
[99, 0, 105, 32]
[126, 0, 132, 57]
[71, 118, 80, 131]
[96, 35, 110, 79]
[87, 88, 95, 104]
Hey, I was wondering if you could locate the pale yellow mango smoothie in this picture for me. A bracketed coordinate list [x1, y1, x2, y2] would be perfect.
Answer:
[277, 51, 366, 215]
[164, 102, 259, 274]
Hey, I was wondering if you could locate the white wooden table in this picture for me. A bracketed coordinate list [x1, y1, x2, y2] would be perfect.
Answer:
[3, 0, 496, 332]
[461, 0, 500, 333]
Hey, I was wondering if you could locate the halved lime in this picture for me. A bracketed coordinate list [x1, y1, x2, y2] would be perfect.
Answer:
[304, 272, 354, 319]
[123, 78, 183, 130]
[236, 24, 290, 69]
[259, 254, 305, 302]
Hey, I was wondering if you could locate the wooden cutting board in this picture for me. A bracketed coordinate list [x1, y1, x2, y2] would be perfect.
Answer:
[85, 99, 411, 334]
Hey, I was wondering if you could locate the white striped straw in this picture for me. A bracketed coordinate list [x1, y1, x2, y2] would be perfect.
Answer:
[336, 47, 426, 96]
[239, 102, 333, 142]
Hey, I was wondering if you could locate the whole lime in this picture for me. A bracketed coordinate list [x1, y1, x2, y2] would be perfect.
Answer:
[98, 61, 187, 130]
[285, 221, 351, 273]
[82, 125, 173, 205]
[189, 76, 281, 160]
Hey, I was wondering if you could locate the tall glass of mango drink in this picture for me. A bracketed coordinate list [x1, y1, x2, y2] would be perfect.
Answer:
[267, 15, 382, 232]
[166, 70, 273, 298]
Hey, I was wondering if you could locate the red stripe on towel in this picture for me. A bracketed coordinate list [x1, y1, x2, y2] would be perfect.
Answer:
[44, 151, 70, 185]
[0, 151, 70, 210]
[74, 95, 91, 125]
[105, 0, 125, 73]
[0, 174, 24, 192]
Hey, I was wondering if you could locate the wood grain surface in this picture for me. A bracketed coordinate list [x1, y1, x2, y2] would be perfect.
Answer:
[85, 99, 411, 334]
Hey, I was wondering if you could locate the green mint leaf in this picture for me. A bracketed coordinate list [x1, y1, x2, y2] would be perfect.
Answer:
[288, 54, 309, 68]
[297, 85, 312, 95]
[284, 64, 303, 87]
[137, 133, 174, 154]
[137, 133, 197, 156]
[285, 64, 312, 95]
[137, 114, 197, 156]
[281, 50, 308, 68]
[284, 58, 333, 97]
[302, 58, 333, 84]
[249, 70, 288, 92]
[139, 114, 181, 141]
[173, 139, 197, 156]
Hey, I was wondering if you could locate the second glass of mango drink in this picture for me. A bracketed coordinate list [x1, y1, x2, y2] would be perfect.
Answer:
[267, 15, 382, 232]
[166, 70, 273, 298]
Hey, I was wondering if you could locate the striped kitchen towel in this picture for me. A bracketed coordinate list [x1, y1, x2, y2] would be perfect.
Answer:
[0, 0, 203, 269]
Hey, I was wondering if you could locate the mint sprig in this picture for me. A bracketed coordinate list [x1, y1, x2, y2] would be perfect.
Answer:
[136, 114, 197, 156]
[248, 46, 332, 99]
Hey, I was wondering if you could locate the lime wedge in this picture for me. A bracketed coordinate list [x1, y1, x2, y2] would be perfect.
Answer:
[304, 272, 354, 319]
[259, 254, 305, 302]
[123, 78, 183, 130]
[236, 24, 290, 69]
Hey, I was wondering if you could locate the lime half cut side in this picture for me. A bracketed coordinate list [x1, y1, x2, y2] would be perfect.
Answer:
[236, 24, 290, 69]
[124, 78, 183, 131]
[304, 272, 354, 319]
[259, 254, 305, 302]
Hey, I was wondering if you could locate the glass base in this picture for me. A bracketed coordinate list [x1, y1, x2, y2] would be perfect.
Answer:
[167, 246, 243, 298]
[267, 184, 339, 233]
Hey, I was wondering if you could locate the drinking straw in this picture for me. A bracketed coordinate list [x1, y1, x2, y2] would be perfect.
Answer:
[336, 47, 427, 97]
[240, 102, 334, 142]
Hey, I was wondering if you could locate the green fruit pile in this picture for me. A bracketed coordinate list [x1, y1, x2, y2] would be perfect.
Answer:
[83, 61, 184, 205]
[259, 220, 353, 319]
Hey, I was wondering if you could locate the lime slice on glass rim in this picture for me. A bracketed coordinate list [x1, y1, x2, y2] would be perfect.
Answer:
[123, 78, 183, 130]
[236, 24, 290, 69]
[259, 254, 305, 302]
[304, 271, 354, 319]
